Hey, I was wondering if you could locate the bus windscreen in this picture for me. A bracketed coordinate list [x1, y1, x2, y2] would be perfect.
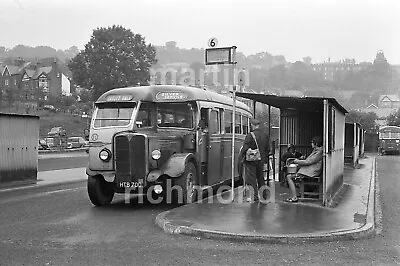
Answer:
[94, 103, 136, 128]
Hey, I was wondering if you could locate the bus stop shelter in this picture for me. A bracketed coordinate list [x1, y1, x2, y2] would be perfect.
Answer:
[236, 92, 348, 206]
[345, 122, 363, 168]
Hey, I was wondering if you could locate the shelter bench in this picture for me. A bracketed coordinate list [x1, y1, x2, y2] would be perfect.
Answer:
[295, 175, 323, 199]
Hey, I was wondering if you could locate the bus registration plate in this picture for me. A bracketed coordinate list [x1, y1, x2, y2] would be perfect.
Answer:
[118, 181, 143, 188]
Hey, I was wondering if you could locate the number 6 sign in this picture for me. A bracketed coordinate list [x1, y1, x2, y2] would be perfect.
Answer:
[208, 38, 218, 48]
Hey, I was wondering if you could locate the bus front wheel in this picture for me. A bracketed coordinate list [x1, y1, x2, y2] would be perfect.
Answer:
[176, 162, 198, 204]
[87, 175, 114, 206]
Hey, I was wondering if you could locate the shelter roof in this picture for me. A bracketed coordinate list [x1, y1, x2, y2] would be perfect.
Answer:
[235, 92, 348, 114]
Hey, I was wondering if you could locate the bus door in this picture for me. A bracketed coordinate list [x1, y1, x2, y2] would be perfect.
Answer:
[207, 109, 223, 185]
[198, 109, 209, 185]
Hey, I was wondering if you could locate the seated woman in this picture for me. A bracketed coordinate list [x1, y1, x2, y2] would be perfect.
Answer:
[281, 144, 303, 163]
[285, 136, 323, 203]
[280, 144, 303, 185]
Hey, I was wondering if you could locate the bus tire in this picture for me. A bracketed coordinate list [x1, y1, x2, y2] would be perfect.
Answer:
[87, 175, 114, 206]
[176, 162, 198, 204]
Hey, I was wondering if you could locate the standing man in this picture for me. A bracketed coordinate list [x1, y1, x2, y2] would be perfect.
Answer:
[240, 119, 270, 202]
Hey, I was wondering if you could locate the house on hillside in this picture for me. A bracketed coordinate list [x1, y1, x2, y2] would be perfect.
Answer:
[0, 58, 72, 114]
[0, 65, 5, 107]
[378, 94, 400, 108]
[365, 103, 378, 109]
[1, 63, 28, 112]
[358, 95, 400, 127]
[32, 60, 71, 98]
[18, 69, 37, 112]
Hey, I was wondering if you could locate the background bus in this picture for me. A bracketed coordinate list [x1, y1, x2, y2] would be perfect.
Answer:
[378, 125, 400, 155]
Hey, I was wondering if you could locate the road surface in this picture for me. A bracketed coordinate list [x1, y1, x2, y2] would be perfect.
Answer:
[0, 153, 398, 265]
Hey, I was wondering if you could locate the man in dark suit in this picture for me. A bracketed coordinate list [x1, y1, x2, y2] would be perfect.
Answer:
[240, 119, 270, 202]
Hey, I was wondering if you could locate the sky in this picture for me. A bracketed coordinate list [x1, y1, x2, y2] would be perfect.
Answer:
[0, 0, 399, 64]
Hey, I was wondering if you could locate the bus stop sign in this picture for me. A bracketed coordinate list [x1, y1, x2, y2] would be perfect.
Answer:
[205, 46, 236, 65]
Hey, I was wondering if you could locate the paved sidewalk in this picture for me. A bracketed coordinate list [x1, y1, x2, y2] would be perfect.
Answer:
[0, 167, 87, 192]
[156, 155, 379, 243]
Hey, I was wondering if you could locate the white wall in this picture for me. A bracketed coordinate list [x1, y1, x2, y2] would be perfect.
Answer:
[61, 74, 71, 96]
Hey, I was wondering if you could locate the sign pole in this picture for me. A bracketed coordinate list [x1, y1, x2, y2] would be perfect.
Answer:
[204, 42, 237, 203]
[231, 46, 237, 203]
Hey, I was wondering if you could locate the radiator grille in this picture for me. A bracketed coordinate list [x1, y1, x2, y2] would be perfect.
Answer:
[115, 134, 146, 183]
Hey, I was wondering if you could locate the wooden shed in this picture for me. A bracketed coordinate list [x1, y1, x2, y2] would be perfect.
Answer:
[0, 113, 39, 184]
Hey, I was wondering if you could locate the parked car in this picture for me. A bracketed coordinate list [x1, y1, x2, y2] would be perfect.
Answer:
[67, 137, 87, 149]
[44, 137, 55, 148]
[43, 105, 56, 111]
[47, 126, 67, 137]
[38, 139, 50, 150]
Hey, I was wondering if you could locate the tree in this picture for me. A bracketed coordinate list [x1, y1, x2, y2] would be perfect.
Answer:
[346, 91, 371, 109]
[64, 46, 79, 58]
[302, 56, 312, 65]
[345, 110, 378, 132]
[266, 64, 287, 88]
[286, 61, 319, 88]
[78, 88, 92, 103]
[386, 109, 400, 126]
[60, 95, 77, 107]
[68, 25, 157, 100]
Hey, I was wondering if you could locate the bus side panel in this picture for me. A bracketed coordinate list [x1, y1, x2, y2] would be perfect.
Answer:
[234, 135, 245, 179]
[221, 136, 232, 181]
[207, 136, 223, 185]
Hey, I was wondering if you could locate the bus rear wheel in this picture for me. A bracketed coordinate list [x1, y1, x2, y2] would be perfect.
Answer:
[87, 175, 114, 206]
[176, 162, 198, 204]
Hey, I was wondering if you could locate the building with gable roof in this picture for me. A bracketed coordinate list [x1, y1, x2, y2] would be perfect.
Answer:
[0, 58, 72, 114]
[378, 94, 400, 108]
[357, 94, 400, 127]
[1, 63, 27, 112]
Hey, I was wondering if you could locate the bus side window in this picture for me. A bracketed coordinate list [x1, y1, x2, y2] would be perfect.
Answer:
[224, 110, 233, 133]
[209, 110, 219, 134]
[235, 113, 241, 134]
[242, 116, 249, 134]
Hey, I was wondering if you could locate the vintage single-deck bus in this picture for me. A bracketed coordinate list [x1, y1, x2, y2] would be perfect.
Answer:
[378, 125, 400, 155]
[86, 85, 252, 206]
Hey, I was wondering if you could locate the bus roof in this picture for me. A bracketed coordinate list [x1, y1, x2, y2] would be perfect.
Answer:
[96, 85, 251, 112]
[379, 125, 400, 132]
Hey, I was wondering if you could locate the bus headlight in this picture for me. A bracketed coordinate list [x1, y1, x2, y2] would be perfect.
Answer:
[99, 148, 112, 162]
[153, 184, 163, 194]
[151, 149, 161, 160]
